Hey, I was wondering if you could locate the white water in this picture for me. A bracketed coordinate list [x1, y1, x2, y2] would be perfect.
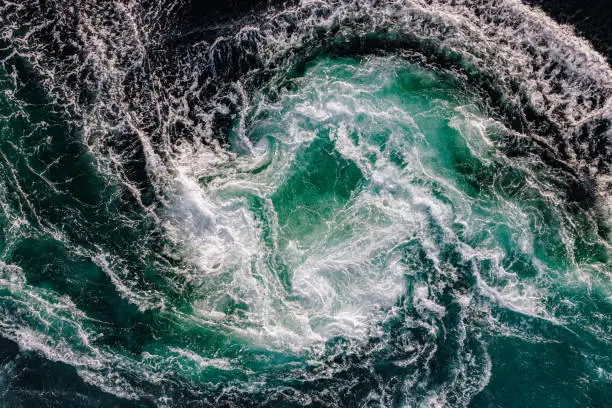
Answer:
[158, 57, 565, 354]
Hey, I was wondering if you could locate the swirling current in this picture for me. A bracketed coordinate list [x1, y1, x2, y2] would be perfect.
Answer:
[0, 0, 611, 407]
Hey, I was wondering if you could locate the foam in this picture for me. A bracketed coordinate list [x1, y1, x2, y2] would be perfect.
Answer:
[156, 57, 562, 361]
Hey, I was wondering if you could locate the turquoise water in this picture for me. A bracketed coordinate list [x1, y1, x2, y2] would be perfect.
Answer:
[0, 1, 611, 406]
[1, 53, 610, 406]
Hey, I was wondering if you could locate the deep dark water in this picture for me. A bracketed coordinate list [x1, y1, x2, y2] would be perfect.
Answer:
[524, 0, 612, 64]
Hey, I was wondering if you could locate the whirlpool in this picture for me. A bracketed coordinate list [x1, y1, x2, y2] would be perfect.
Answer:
[0, 1, 610, 406]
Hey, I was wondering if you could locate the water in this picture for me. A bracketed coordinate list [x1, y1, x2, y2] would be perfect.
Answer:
[0, 1, 610, 407]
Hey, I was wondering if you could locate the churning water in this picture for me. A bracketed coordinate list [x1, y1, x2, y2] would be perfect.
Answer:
[0, 0, 610, 406]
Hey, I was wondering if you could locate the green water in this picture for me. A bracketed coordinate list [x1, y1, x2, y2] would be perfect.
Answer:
[0, 55, 610, 406]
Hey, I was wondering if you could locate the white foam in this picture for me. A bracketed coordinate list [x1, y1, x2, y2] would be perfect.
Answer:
[159, 56, 555, 356]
